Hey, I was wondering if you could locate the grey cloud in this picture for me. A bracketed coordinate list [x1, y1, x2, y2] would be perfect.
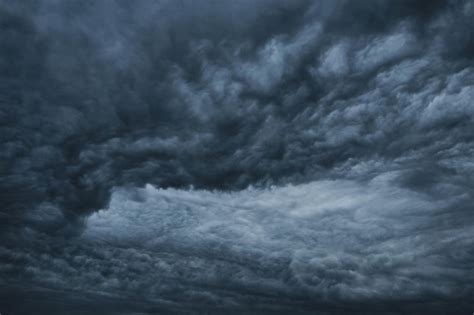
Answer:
[3, 177, 473, 313]
[1, 0, 474, 313]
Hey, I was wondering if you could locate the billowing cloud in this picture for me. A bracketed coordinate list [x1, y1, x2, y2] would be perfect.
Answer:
[1, 0, 473, 313]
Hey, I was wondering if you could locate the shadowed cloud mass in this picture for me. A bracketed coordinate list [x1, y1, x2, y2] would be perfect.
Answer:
[1, 0, 473, 313]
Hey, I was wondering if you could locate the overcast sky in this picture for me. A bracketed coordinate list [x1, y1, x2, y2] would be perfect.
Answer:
[1, 0, 473, 314]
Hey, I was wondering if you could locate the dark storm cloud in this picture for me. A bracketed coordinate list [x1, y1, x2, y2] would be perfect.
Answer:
[1, 0, 474, 313]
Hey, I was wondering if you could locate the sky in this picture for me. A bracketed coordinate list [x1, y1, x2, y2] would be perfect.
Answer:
[0, 0, 473, 314]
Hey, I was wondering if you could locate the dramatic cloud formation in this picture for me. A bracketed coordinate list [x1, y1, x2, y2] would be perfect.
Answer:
[1, 0, 473, 313]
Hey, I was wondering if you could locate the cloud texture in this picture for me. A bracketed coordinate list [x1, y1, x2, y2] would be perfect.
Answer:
[1, 0, 474, 313]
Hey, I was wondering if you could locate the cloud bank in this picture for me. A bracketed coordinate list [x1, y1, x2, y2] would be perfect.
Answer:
[3, 177, 473, 313]
[1, 0, 473, 313]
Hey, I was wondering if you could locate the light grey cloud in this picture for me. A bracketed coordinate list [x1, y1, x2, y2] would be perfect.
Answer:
[3, 174, 472, 312]
[353, 28, 419, 74]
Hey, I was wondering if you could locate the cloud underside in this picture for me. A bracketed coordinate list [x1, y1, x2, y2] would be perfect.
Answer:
[1, 0, 474, 313]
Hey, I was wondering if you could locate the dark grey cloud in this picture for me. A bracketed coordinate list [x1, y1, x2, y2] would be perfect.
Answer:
[1, 0, 473, 313]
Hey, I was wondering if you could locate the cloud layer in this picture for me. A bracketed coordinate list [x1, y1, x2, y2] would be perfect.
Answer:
[2, 177, 473, 313]
[1, 0, 474, 313]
